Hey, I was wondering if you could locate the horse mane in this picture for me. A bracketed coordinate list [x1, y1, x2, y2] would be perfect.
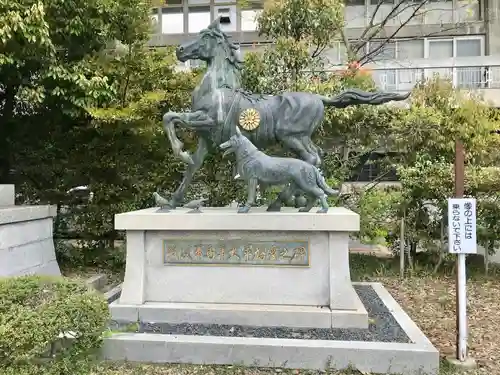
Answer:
[202, 27, 244, 71]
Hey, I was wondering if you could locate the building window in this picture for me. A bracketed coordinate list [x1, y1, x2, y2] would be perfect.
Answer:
[456, 38, 482, 57]
[368, 41, 396, 61]
[397, 39, 425, 60]
[162, 8, 184, 34]
[241, 9, 262, 31]
[424, 36, 484, 88]
[215, 5, 237, 32]
[428, 39, 454, 59]
[188, 0, 209, 4]
[188, 7, 211, 33]
[425, 37, 483, 58]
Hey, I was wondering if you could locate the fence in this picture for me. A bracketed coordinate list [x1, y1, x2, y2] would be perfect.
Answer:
[326, 57, 500, 93]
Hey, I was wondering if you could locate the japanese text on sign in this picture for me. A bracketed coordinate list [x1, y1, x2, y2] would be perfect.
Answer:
[447, 198, 477, 254]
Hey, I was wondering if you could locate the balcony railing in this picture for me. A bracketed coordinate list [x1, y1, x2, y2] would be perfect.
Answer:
[363, 65, 500, 92]
[327, 57, 500, 94]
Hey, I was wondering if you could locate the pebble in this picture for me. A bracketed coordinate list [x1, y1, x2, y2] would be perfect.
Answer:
[114, 285, 411, 343]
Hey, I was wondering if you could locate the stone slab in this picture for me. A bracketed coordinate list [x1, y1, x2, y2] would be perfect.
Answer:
[115, 206, 360, 232]
[85, 274, 107, 291]
[0, 185, 14, 206]
[0, 208, 60, 277]
[0, 205, 57, 226]
[110, 300, 368, 329]
[102, 282, 439, 375]
[105, 284, 123, 304]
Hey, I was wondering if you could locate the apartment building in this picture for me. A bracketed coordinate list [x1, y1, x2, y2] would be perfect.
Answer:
[149, 0, 500, 104]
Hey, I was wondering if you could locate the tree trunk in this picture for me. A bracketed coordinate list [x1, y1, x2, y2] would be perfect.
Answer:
[485, 240, 492, 275]
[0, 86, 16, 184]
[407, 241, 416, 270]
[433, 217, 446, 274]
[399, 212, 405, 279]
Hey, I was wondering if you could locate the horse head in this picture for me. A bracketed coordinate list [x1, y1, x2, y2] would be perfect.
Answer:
[176, 17, 243, 71]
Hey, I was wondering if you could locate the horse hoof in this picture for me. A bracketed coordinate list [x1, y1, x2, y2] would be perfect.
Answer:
[316, 208, 328, 213]
[266, 205, 281, 212]
[238, 206, 250, 214]
[298, 207, 312, 213]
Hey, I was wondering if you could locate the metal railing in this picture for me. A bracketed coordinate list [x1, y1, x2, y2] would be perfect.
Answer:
[352, 65, 500, 92]
[327, 57, 500, 93]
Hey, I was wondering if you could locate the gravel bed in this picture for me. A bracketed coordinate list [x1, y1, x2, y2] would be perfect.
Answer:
[111, 285, 411, 343]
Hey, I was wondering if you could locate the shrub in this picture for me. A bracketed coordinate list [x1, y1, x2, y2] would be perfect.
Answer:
[0, 276, 109, 375]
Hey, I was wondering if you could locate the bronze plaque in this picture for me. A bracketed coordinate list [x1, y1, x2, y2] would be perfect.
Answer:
[163, 239, 309, 267]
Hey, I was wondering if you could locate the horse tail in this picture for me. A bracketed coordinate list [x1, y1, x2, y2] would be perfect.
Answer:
[314, 167, 339, 196]
[318, 88, 410, 109]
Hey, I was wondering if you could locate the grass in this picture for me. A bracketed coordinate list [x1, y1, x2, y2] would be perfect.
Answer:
[80, 253, 500, 375]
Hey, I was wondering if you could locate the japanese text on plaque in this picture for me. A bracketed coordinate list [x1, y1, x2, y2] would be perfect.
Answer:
[163, 240, 309, 266]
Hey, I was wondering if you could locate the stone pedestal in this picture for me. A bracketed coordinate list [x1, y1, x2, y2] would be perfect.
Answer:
[110, 207, 367, 329]
[0, 185, 60, 277]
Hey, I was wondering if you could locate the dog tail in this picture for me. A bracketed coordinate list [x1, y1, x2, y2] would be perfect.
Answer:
[314, 168, 339, 196]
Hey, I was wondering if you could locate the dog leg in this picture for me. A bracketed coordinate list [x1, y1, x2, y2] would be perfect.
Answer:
[298, 194, 316, 212]
[317, 194, 329, 213]
[239, 177, 258, 213]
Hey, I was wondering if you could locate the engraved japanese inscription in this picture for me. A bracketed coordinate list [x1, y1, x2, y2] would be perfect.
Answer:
[163, 239, 309, 266]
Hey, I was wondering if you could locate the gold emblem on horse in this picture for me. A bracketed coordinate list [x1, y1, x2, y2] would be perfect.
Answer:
[238, 108, 261, 131]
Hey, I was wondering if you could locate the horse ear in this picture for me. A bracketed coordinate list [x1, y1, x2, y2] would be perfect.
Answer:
[208, 17, 221, 30]
[235, 126, 242, 136]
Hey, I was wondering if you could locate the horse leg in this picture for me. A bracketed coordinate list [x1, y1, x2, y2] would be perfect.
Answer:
[267, 183, 296, 212]
[301, 136, 321, 167]
[163, 110, 215, 165]
[280, 136, 317, 166]
[166, 137, 209, 209]
[277, 136, 317, 208]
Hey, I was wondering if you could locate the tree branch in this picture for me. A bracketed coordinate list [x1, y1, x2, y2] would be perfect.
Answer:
[340, 28, 355, 61]
[356, 0, 428, 61]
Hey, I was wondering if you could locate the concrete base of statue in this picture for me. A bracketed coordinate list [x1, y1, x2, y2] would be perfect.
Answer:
[104, 207, 438, 375]
[110, 206, 367, 329]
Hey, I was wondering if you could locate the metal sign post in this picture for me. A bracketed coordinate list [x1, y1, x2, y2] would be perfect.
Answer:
[447, 197, 477, 362]
[447, 140, 476, 368]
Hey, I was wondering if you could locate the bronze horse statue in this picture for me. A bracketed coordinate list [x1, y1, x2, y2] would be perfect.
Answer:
[159, 18, 409, 209]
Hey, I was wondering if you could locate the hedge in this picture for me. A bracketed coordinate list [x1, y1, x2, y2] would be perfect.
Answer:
[0, 276, 109, 375]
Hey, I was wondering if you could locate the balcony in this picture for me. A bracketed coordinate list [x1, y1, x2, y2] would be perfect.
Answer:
[328, 56, 500, 106]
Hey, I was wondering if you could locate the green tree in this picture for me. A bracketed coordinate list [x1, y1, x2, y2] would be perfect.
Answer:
[385, 78, 500, 271]
[0, 0, 152, 183]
